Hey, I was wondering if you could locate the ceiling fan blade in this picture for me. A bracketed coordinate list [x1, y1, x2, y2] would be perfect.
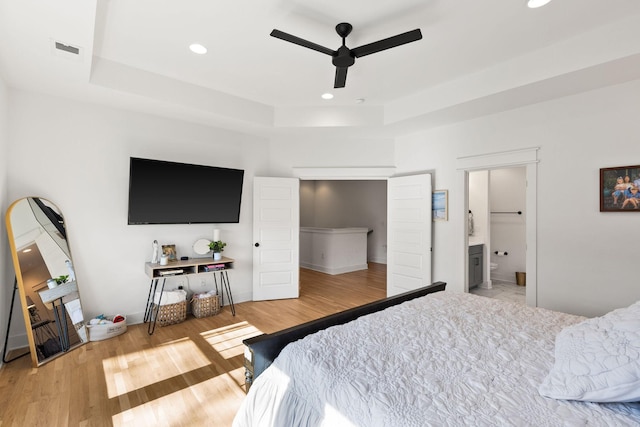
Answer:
[270, 29, 335, 56]
[352, 29, 422, 58]
[334, 67, 348, 88]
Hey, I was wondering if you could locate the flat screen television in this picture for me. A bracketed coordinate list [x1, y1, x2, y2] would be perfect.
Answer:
[127, 157, 244, 224]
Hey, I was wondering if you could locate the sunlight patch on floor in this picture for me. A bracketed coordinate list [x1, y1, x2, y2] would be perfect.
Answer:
[227, 366, 248, 389]
[187, 366, 248, 404]
[111, 366, 246, 426]
[103, 338, 209, 398]
[200, 321, 263, 359]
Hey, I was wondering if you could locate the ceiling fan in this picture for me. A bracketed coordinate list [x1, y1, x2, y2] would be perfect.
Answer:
[270, 23, 422, 88]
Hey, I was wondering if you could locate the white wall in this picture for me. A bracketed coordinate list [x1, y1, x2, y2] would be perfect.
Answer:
[4, 77, 639, 333]
[271, 80, 640, 317]
[394, 79, 640, 317]
[6, 90, 270, 324]
[0, 73, 10, 362]
[468, 171, 488, 243]
[489, 167, 526, 283]
[270, 135, 395, 173]
[299, 180, 387, 263]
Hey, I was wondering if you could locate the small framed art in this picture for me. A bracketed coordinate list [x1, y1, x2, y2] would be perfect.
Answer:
[600, 165, 640, 211]
[433, 190, 448, 221]
[162, 244, 177, 261]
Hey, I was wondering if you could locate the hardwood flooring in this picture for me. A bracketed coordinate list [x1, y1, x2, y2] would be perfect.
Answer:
[0, 263, 386, 426]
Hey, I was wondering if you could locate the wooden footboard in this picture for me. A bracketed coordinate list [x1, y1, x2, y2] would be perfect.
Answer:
[242, 281, 447, 390]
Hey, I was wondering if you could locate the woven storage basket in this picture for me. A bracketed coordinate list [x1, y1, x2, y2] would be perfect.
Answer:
[191, 294, 221, 318]
[153, 300, 187, 326]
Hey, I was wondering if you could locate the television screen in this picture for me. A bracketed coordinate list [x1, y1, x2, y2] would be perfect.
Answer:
[128, 157, 244, 224]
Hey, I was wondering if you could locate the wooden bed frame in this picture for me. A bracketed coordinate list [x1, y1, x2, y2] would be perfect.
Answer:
[242, 281, 447, 390]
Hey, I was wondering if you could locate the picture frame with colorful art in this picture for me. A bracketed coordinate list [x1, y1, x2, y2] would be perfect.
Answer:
[600, 165, 640, 212]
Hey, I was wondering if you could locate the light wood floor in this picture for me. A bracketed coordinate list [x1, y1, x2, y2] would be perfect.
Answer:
[0, 263, 386, 427]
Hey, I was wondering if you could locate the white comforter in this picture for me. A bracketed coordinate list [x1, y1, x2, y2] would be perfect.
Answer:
[234, 292, 640, 426]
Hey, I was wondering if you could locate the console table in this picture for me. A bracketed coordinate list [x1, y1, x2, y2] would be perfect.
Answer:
[144, 257, 235, 335]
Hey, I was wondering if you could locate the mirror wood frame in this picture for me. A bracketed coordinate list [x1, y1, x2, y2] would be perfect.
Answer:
[6, 197, 87, 367]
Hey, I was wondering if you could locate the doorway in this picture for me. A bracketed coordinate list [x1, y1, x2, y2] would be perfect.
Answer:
[468, 167, 527, 304]
[457, 147, 538, 307]
[297, 174, 433, 298]
[299, 180, 388, 266]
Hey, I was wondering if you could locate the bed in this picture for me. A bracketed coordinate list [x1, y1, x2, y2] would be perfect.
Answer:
[234, 285, 640, 426]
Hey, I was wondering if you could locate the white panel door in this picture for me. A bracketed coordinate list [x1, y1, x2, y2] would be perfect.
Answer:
[387, 174, 432, 297]
[253, 177, 300, 301]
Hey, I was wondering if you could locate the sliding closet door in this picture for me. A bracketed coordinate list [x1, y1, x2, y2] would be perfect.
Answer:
[387, 174, 432, 297]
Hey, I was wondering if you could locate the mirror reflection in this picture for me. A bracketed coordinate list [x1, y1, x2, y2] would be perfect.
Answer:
[6, 197, 86, 366]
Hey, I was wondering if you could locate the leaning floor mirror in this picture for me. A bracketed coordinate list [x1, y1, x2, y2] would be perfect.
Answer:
[5, 197, 87, 366]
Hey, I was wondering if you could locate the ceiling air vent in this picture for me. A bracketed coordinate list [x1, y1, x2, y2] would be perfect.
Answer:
[50, 39, 84, 61]
[55, 42, 80, 55]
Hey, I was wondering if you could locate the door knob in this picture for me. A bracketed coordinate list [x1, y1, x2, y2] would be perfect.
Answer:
[255, 243, 260, 247]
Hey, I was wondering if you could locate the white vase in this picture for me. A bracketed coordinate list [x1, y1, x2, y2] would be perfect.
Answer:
[213, 252, 222, 261]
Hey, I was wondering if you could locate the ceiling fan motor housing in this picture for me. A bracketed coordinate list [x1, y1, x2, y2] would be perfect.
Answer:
[333, 46, 355, 67]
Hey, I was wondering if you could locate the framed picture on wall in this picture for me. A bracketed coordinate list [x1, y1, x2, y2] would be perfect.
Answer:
[600, 165, 640, 211]
[432, 190, 448, 221]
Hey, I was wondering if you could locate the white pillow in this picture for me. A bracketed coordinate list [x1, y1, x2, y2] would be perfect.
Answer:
[539, 300, 640, 403]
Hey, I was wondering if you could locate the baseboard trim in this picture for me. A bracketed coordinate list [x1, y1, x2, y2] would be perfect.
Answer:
[300, 262, 368, 275]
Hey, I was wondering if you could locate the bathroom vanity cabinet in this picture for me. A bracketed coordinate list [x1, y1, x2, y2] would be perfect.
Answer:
[469, 244, 484, 288]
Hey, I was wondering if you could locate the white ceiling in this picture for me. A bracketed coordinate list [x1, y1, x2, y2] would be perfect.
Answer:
[1, 0, 640, 137]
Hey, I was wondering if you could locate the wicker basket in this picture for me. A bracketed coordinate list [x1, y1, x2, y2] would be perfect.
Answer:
[153, 300, 187, 326]
[191, 294, 221, 318]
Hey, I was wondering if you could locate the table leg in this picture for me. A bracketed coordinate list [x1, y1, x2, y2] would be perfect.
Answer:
[221, 271, 235, 316]
[58, 301, 70, 351]
[147, 278, 166, 335]
[144, 278, 160, 323]
[51, 301, 66, 351]
[213, 273, 221, 307]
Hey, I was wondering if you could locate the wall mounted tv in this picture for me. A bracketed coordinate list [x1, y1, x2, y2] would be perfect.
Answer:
[127, 157, 244, 224]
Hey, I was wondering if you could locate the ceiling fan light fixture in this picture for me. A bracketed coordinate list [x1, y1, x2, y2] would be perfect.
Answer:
[189, 43, 208, 54]
[527, 0, 552, 8]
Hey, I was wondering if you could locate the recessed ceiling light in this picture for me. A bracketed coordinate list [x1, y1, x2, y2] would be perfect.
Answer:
[189, 43, 208, 54]
[22, 248, 32, 253]
[355, 98, 365, 104]
[527, 0, 551, 8]
[321, 93, 334, 100]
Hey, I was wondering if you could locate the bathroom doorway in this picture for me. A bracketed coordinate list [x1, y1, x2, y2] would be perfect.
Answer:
[457, 147, 538, 307]
[468, 167, 526, 305]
